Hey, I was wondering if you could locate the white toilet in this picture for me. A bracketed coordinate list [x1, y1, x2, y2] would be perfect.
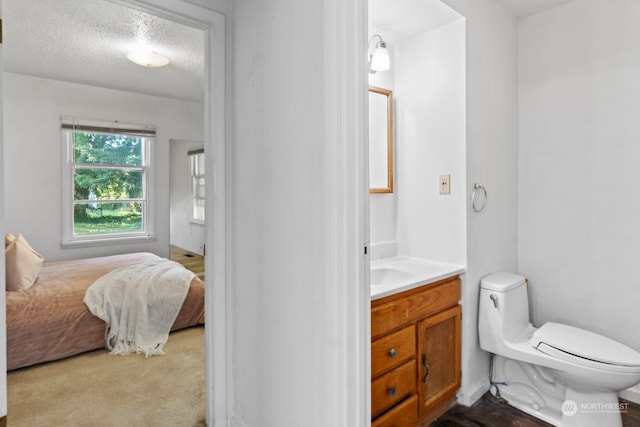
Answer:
[478, 272, 640, 427]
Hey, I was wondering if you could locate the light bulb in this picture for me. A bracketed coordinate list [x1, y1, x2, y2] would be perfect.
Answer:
[127, 50, 170, 68]
[370, 46, 390, 72]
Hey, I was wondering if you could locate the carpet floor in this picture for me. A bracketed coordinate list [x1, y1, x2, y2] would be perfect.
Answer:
[7, 326, 205, 427]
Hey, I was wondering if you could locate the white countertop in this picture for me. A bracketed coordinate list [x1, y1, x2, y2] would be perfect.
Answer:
[370, 256, 465, 300]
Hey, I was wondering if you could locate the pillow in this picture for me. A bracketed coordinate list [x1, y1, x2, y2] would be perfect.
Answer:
[5, 233, 15, 247]
[5, 234, 44, 291]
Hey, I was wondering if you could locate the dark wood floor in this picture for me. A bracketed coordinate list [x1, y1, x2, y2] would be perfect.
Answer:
[431, 393, 640, 427]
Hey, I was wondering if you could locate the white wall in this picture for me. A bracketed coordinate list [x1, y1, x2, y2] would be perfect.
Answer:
[394, 19, 466, 265]
[442, 0, 519, 406]
[169, 140, 205, 255]
[519, 0, 640, 355]
[3, 72, 204, 261]
[232, 0, 369, 425]
[368, 47, 396, 251]
[232, 4, 327, 420]
[368, 20, 467, 266]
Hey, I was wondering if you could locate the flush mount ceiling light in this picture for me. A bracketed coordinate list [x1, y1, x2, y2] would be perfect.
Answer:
[126, 49, 170, 68]
[368, 34, 390, 74]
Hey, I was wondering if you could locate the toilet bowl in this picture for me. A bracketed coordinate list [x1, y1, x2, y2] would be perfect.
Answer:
[478, 272, 640, 427]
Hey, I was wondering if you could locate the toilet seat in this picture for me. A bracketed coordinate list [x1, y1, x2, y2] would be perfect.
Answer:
[530, 322, 640, 373]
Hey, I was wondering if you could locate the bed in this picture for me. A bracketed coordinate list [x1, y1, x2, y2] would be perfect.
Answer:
[6, 252, 205, 371]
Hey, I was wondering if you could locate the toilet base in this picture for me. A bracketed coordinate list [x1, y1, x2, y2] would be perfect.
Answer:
[561, 389, 623, 427]
[491, 355, 625, 427]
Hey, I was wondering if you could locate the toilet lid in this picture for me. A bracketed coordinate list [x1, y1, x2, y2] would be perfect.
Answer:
[530, 322, 640, 367]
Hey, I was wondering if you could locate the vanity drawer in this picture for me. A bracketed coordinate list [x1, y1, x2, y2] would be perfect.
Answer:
[372, 394, 418, 427]
[372, 325, 415, 377]
[371, 277, 461, 338]
[371, 359, 416, 417]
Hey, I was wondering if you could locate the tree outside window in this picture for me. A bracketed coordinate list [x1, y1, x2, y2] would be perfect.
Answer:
[73, 132, 146, 235]
[61, 119, 155, 245]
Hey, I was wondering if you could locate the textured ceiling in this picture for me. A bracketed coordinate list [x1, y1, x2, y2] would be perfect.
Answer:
[3, 0, 205, 102]
[4, 0, 577, 104]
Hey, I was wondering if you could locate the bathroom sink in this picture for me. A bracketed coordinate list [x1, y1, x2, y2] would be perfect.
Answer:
[369, 256, 465, 300]
[370, 266, 414, 286]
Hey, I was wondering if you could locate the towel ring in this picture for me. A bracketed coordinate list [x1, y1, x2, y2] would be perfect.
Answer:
[472, 183, 487, 213]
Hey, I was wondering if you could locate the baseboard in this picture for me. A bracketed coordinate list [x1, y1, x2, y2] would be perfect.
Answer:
[620, 384, 640, 404]
[456, 378, 490, 407]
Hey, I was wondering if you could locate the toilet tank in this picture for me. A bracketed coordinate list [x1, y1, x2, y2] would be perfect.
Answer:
[479, 272, 531, 352]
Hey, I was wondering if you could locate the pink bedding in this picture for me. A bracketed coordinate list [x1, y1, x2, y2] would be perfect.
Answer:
[6, 252, 205, 371]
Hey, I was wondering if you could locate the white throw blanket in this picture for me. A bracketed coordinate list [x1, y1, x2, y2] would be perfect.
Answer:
[84, 258, 195, 357]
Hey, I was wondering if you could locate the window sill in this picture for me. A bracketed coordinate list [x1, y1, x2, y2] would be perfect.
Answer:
[61, 233, 157, 249]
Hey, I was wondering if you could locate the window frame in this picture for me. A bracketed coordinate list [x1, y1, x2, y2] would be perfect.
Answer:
[61, 117, 156, 247]
[189, 148, 205, 224]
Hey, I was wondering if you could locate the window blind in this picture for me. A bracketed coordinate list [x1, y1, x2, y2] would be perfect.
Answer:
[60, 117, 156, 138]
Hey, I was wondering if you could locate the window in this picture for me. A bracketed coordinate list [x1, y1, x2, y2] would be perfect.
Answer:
[189, 149, 205, 223]
[61, 117, 155, 245]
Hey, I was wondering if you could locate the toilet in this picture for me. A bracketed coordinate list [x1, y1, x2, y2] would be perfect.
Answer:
[478, 272, 640, 427]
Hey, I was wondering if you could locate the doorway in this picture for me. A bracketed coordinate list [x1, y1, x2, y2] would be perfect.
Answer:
[170, 139, 206, 281]
[1, 0, 227, 424]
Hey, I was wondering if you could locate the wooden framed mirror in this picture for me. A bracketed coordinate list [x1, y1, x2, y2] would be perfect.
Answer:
[369, 86, 394, 193]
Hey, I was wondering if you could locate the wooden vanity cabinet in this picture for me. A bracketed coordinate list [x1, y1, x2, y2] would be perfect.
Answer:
[371, 276, 461, 427]
[417, 304, 461, 420]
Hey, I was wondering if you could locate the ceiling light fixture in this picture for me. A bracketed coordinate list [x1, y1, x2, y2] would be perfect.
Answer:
[127, 49, 170, 68]
[368, 34, 390, 74]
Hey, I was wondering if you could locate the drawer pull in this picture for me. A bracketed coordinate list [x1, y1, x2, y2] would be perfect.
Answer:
[388, 386, 397, 397]
[388, 348, 397, 358]
[421, 354, 430, 383]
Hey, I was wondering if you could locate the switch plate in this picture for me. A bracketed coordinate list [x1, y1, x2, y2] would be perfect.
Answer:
[439, 174, 451, 195]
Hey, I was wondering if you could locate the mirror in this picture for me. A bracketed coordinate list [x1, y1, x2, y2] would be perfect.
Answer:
[369, 86, 394, 193]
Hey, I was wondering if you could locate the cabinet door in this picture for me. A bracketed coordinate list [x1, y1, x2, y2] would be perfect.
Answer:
[416, 305, 461, 418]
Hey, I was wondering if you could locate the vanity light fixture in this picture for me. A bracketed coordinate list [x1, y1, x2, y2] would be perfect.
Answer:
[126, 49, 170, 68]
[368, 34, 390, 74]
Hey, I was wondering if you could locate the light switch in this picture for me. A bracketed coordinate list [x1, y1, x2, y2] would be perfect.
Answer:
[439, 174, 450, 195]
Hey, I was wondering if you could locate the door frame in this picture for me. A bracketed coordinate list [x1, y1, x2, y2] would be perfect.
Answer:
[113, 0, 229, 424]
[0, 0, 229, 421]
